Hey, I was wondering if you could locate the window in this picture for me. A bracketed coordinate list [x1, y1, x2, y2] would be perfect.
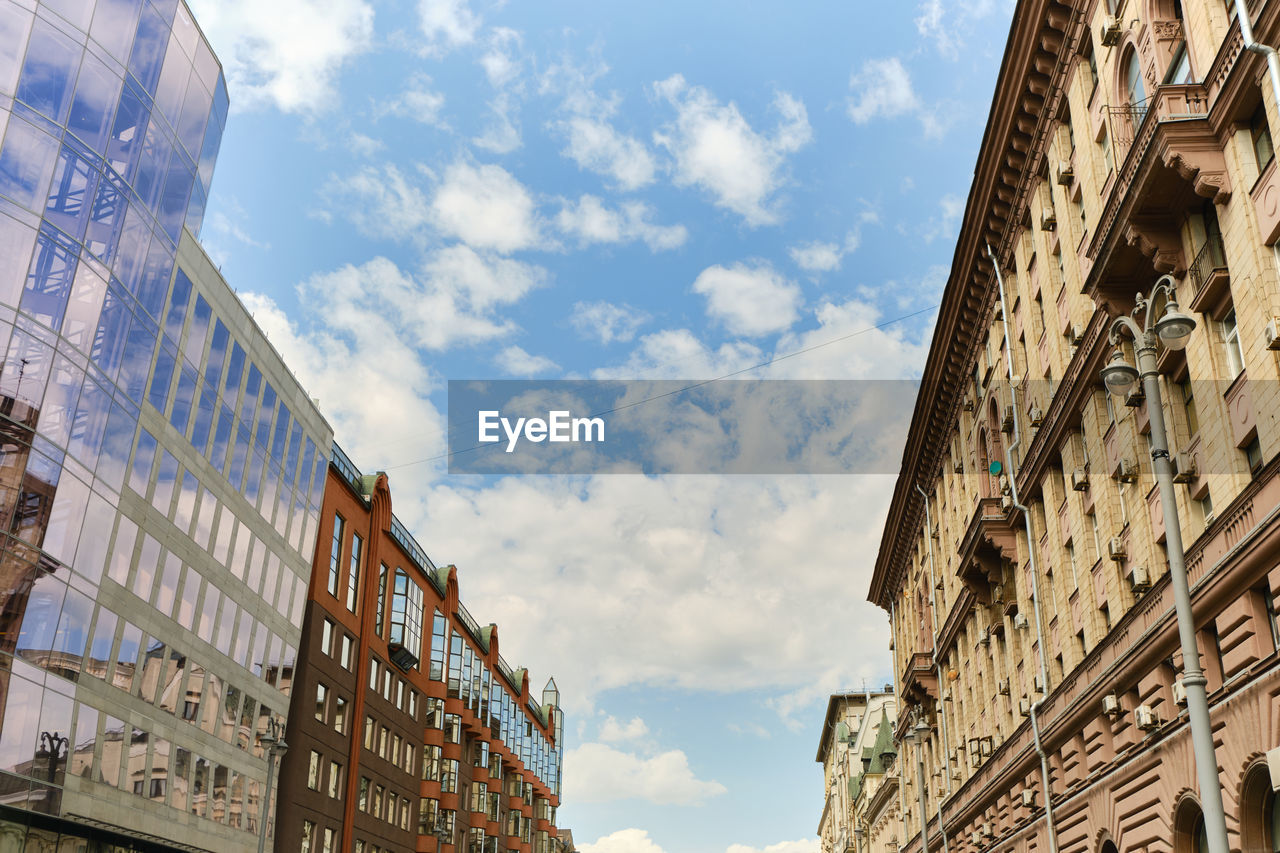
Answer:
[425, 697, 444, 729]
[389, 569, 424, 668]
[301, 820, 315, 853]
[375, 564, 388, 637]
[1178, 378, 1199, 436]
[378, 726, 388, 760]
[328, 760, 342, 798]
[320, 619, 333, 656]
[363, 716, 375, 750]
[346, 533, 363, 612]
[423, 745, 442, 781]
[315, 683, 327, 723]
[419, 798, 439, 834]
[373, 784, 384, 819]
[1125, 49, 1146, 110]
[307, 751, 322, 790]
[1165, 42, 1192, 84]
[445, 714, 461, 743]
[1221, 310, 1244, 377]
[328, 514, 344, 597]
[358, 776, 369, 811]
[322, 828, 334, 853]
[340, 634, 354, 670]
[442, 758, 459, 793]
[1086, 42, 1098, 98]
[430, 610, 447, 680]
[1100, 125, 1114, 174]
[1197, 491, 1215, 525]
[369, 657, 379, 691]
[1254, 104, 1275, 172]
[335, 696, 348, 734]
[1246, 436, 1264, 474]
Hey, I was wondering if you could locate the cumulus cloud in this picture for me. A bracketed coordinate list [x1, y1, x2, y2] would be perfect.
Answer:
[847, 58, 919, 125]
[418, 0, 479, 55]
[570, 301, 649, 345]
[188, 0, 373, 113]
[580, 829, 668, 853]
[494, 345, 559, 377]
[555, 196, 687, 251]
[319, 164, 434, 242]
[543, 60, 658, 191]
[564, 743, 726, 805]
[788, 209, 881, 274]
[691, 262, 801, 337]
[591, 328, 763, 379]
[915, 0, 1005, 59]
[481, 27, 524, 88]
[431, 161, 543, 252]
[653, 75, 811, 226]
[598, 715, 649, 742]
[921, 193, 964, 244]
[377, 73, 447, 125]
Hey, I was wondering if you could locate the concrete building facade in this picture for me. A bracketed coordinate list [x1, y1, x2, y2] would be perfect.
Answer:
[277, 444, 563, 853]
[869, 1, 1280, 851]
[0, 1, 332, 849]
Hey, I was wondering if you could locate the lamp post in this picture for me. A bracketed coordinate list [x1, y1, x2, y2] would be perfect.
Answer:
[909, 718, 931, 853]
[854, 825, 864, 853]
[1100, 274, 1227, 853]
[256, 717, 288, 853]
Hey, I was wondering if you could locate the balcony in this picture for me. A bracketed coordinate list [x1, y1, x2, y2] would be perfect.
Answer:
[1186, 232, 1230, 315]
[900, 651, 938, 707]
[954, 497, 1018, 604]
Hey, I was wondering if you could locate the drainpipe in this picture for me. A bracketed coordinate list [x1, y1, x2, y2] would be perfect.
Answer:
[889, 604, 912, 851]
[913, 483, 952, 853]
[987, 245, 1061, 853]
[1233, 0, 1280, 275]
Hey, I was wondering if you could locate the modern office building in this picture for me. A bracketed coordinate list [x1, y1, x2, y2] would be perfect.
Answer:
[870, 0, 1280, 851]
[0, 1, 332, 849]
[815, 690, 896, 853]
[277, 445, 563, 853]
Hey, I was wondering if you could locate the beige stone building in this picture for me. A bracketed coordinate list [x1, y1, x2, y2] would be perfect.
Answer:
[816, 691, 897, 853]
[868, 0, 1280, 851]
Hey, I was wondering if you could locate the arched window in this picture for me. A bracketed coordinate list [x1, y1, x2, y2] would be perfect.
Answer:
[1175, 797, 1211, 853]
[1125, 50, 1146, 107]
[1241, 763, 1280, 852]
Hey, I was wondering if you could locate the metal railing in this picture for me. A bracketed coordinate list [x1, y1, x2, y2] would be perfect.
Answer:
[1186, 233, 1227, 298]
[330, 441, 363, 495]
[456, 601, 483, 643]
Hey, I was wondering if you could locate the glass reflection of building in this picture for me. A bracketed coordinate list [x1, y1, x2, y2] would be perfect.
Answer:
[0, 1, 333, 850]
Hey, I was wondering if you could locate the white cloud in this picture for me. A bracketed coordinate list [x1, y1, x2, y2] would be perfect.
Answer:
[473, 92, 523, 153]
[564, 743, 726, 805]
[319, 164, 434, 242]
[494, 345, 559, 377]
[653, 75, 811, 226]
[555, 196, 687, 251]
[767, 297, 932, 380]
[922, 193, 964, 244]
[481, 27, 523, 88]
[580, 829, 668, 853]
[418, 0, 479, 55]
[598, 715, 649, 742]
[726, 841, 821, 853]
[692, 262, 801, 337]
[346, 132, 385, 158]
[543, 60, 657, 191]
[592, 328, 763, 379]
[377, 73, 447, 125]
[915, 0, 1004, 58]
[188, 0, 373, 114]
[422, 244, 545, 314]
[788, 240, 841, 273]
[570, 301, 649, 345]
[431, 161, 542, 252]
[847, 58, 919, 125]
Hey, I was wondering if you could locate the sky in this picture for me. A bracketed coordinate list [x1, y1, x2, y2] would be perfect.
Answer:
[184, 1, 1015, 850]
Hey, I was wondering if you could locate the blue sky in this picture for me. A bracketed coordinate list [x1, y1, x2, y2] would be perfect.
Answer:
[186, 1, 1013, 850]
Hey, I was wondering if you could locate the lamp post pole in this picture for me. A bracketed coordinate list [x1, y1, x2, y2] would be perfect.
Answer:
[1100, 275, 1228, 853]
[911, 719, 931, 853]
[257, 718, 288, 853]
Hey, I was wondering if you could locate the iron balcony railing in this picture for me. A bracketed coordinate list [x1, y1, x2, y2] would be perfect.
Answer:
[1186, 232, 1227, 299]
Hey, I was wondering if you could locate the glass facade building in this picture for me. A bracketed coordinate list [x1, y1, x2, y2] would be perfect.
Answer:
[0, 1, 333, 850]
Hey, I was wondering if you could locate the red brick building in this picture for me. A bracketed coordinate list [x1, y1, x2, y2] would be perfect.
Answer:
[278, 445, 563, 853]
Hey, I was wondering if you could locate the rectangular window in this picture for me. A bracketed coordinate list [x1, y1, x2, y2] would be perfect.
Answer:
[322, 828, 334, 853]
[315, 683, 327, 723]
[423, 745, 442, 781]
[363, 716, 375, 750]
[1222, 310, 1244, 378]
[334, 696, 348, 735]
[389, 568, 424, 668]
[442, 759, 459, 793]
[328, 760, 342, 798]
[358, 776, 370, 811]
[320, 619, 333, 656]
[328, 514, 344, 597]
[445, 714, 461, 744]
[347, 533, 363, 612]
[430, 610, 447, 680]
[1245, 436, 1264, 474]
[301, 820, 315, 853]
[307, 751, 322, 790]
[1254, 103, 1275, 172]
[1178, 378, 1199, 436]
[341, 635, 354, 670]
[375, 564, 388, 637]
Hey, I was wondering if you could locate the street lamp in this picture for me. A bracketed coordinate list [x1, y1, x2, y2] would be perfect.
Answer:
[909, 718, 931, 853]
[1100, 274, 1227, 853]
[256, 717, 288, 853]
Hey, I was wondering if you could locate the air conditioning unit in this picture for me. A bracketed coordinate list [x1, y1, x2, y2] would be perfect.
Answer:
[1030, 406, 1045, 427]
[980, 737, 994, 757]
[1130, 564, 1151, 593]
[1021, 789, 1036, 808]
[1101, 15, 1123, 46]
[1002, 405, 1015, 434]
[1001, 493, 1013, 510]
[971, 831, 981, 845]
[1108, 537, 1127, 561]
[1124, 386, 1145, 407]
[963, 397, 975, 412]
[951, 766, 962, 781]
[992, 584, 1005, 602]
[1135, 704, 1160, 731]
[1056, 162, 1074, 186]
[1019, 697, 1032, 717]
[1041, 210, 1057, 231]
[1266, 317, 1280, 351]
[982, 822, 995, 839]
[1102, 693, 1121, 718]
[1173, 678, 1188, 705]
[1116, 459, 1139, 482]
[998, 678, 1011, 696]
[1071, 466, 1089, 491]
[977, 629, 990, 647]
[969, 751, 982, 768]
[1033, 674, 1045, 693]
[1013, 613, 1030, 630]
[1173, 452, 1197, 484]
[1070, 322, 1085, 345]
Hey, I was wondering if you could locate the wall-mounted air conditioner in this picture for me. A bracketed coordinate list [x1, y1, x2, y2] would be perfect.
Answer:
[1173, 452, 1197, 484]
[1265, 317, 1280, 351]
[1102, 694, 1121, 719]
[1130, 564, 1151, 593]
[1071, 466, 1089, 491]
[1013, 613, 1030, 630]
[1173, 679, 1187, 706]
[1135, 704, 1160, 731]
[1100, 15, 1123, 46]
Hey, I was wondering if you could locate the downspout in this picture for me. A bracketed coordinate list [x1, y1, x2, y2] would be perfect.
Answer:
[1233, 0, 1280, 281]
[913, 483, 951, 853]
[889, 604, 911, 852]
[987, 245, 1061, 853]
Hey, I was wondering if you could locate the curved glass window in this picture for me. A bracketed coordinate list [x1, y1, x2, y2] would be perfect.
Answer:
[388, 568, 423, 669]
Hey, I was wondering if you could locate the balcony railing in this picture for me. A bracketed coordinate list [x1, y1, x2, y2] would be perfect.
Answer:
[1186, 232, 1228, 307]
